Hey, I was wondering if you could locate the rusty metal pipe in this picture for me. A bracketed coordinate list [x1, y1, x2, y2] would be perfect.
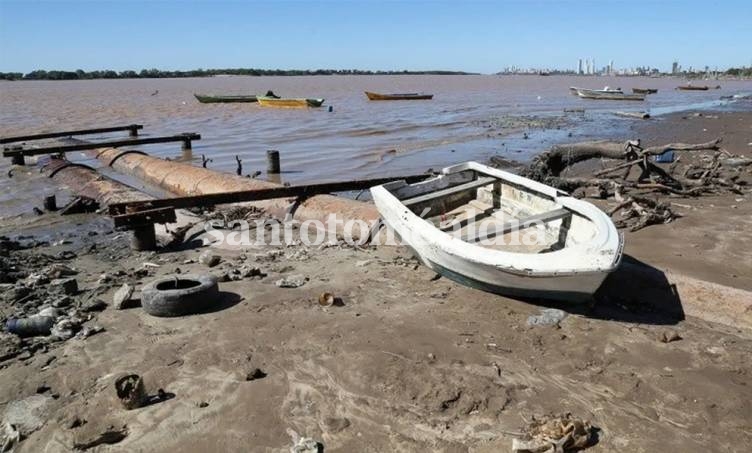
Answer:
[89, 147, 380, 238]
[43, 158, 158, 250]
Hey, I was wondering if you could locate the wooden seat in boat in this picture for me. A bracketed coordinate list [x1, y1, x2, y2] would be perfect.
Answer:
[463, 208, 571, 243]
[402, 177, 495, 207]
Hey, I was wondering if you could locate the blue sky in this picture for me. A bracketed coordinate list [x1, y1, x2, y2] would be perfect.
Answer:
[0, 0, 750, 73]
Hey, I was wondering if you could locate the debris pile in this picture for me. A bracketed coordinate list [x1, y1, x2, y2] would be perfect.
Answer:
[513, 137, 750, 231]
[512, 413, 595, 453]
[0, 237, 112, 364]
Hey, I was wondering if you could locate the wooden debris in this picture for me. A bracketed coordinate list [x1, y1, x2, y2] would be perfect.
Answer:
[512, 413, 595, 453]
[615, 111, 650, 119]
[517, 137, 750, 231]
[59, 196, 99, 215]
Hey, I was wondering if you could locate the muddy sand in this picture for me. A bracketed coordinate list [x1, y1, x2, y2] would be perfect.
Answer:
[1, 111, 751, 452]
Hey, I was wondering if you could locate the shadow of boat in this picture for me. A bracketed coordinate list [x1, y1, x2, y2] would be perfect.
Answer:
[521, 254, 684, 325]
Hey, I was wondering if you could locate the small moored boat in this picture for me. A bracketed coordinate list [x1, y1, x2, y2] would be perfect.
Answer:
[576, 89, 645, 101]
[569, 86, 622, 96]
[370, 162, 623, 302]
[676, 85, 709, 91]
[257, 96, 325, 108]
[365, 91, 434, 100]
[632, 88, 658, 94]
[194, 94, 258, 103]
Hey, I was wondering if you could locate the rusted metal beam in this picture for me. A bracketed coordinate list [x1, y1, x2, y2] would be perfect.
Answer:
[112, 206, 177, 228]
[108, 175, 430, 215]
[0, 124, 143, 144]
[3, 133, 200, 157]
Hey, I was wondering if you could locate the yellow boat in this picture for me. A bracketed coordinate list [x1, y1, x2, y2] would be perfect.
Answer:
[256, 96, 325, 108]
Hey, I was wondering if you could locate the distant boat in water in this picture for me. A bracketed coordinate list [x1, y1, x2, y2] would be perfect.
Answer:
[569, 86, 623, 96]
[575, 89, 645, 101]
[676, 85, 709, 91]
[194, 94, 258, 103]
[257, 96, 325, 108]
[365, 91, 434, 100]
[632, 88, 658, 95]
[194, 90, 281, 104]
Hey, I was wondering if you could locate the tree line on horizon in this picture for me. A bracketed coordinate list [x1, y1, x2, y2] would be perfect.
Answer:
[0, 68, 475, 81]
[1, 67, 750, 81]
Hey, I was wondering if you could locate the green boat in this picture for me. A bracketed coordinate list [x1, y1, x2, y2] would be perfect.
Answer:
[194, 94, 258, 103]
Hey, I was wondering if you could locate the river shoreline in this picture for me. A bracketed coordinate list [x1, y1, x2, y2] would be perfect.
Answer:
[1, 105, 750, 451]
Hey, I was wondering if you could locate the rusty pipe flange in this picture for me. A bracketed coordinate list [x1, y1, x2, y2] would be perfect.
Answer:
[48, 162, 97, 178]
[108, 149, 147, 167]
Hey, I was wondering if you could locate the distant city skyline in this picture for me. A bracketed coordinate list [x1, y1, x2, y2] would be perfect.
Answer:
[0, 0, 750, 74]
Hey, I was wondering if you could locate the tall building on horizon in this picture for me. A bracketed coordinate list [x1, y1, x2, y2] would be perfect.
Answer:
[578, 59, 583, 75]
[672, 61, 679, 74]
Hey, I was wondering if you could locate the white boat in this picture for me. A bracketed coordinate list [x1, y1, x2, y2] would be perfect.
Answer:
[575, 90, 645, 101]
[370, 162, 623, 302]
[569, 86, 623, 96]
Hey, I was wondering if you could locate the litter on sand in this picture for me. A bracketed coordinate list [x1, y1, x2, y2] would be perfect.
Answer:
[511, 413, 595, 453]
[526, 308, 568, 327]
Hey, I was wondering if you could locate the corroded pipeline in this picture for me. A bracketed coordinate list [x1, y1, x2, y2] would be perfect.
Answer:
[43, 158, 158, 250]
[89, 147, 381, 238]
[44, 159, 154, 207]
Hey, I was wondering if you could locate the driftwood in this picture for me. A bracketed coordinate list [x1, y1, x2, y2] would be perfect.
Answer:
[615, 111, 650, 119]
[512, 137, 749, 231]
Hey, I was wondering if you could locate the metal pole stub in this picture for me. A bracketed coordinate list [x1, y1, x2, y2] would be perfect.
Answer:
[130, 225, 157, 251]
[10, 146, 24, 165]
[43, 195, 57, 211]
[267, 150, 280, 174]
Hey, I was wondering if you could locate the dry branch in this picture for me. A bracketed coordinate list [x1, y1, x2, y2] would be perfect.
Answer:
[515, 136, 747, 231]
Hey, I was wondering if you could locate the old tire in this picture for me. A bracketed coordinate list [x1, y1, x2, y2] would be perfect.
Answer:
[140, 274, 219, 317]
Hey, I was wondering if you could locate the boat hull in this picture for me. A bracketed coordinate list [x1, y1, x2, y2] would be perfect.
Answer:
[365, 91, 433, 100]
[424, 251, 609, 302]
[257, 96, 324, 108]
[676, 86, 709, 91]
[194, 94, 258, 103]
[577, 90, 645, 101]
[570, 87, 623, 96]
[371, 162, 623, 303]
[632, 88, 658, 94]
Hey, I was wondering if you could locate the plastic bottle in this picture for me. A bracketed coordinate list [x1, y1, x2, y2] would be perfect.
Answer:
[6, 315, 55, 337]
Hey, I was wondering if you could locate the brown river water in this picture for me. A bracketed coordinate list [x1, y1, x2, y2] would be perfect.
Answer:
[1, 75, 751, 218]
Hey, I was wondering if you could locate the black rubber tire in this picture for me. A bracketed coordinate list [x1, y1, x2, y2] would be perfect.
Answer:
[140, 274, 219, 317]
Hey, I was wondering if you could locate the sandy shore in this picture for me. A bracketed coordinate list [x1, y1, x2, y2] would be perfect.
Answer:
[626, 110, 752, 290]
[1, 110, 751, 452]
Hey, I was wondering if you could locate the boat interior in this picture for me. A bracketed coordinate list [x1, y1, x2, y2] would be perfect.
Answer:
[382, 169, 599, 254]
